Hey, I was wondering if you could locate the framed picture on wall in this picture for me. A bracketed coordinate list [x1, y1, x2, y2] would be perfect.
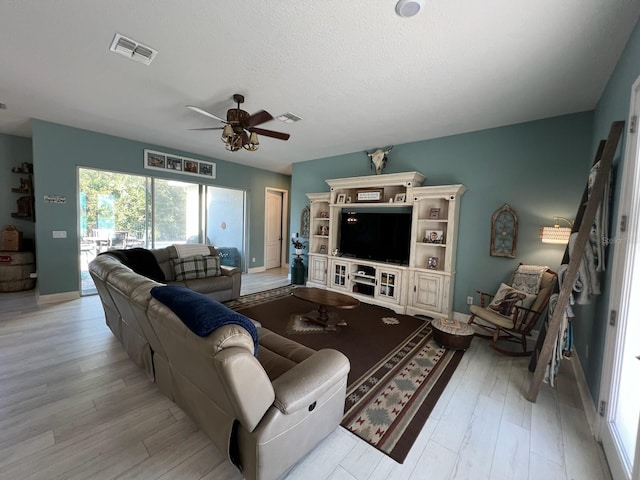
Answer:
[144, 149, 216, 179]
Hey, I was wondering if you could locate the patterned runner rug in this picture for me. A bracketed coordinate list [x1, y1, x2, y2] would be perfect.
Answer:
[226, 285, 464, 463]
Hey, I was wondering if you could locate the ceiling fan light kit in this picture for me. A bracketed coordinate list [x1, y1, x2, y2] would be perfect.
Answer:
[187, 93, 290, 153]
[395, 0, 424, 17]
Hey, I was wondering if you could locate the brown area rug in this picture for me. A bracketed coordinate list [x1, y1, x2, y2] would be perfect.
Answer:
[228, 286, 464, 463]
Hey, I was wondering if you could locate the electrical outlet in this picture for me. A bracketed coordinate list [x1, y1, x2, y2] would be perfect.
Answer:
[252, 257, 256, 263]
[466, 296, 474, 305]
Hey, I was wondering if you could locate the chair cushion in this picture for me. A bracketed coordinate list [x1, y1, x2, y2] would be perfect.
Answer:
[488, 283, 536, 321]
[172, 254, 221, 281]
[511, 265, 548, 294]
[469, 304, 515, 329]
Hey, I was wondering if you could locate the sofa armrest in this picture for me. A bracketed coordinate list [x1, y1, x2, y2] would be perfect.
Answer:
[221, 265, 241, 276]
[221, 265, 242, 299]
[271, 349, 350, 415]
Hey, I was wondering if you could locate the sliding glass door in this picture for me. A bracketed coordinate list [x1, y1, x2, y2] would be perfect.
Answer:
[152, 179, 201, 248]
[79, 168, 149, 294]
[206, 185, 246, 270]
[79, 168, 246, 295]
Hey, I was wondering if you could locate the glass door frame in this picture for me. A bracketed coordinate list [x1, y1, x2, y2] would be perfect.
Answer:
[598, 76, 640, 480]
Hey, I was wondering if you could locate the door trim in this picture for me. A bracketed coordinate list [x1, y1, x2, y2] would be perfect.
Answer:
[597, 74, 640, 480]
[264, 187, 289, 269]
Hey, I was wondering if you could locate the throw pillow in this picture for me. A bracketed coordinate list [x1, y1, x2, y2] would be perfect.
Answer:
[173, 255, 221, 281]
[488, 283, 536, 321]
[511, 265, 547, 294]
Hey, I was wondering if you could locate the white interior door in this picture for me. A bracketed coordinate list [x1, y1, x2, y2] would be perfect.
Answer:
[599, 77, 640, 480]
[265, 189, 283, 270]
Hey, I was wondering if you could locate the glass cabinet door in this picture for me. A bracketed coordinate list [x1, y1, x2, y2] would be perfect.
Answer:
[377, 268, 400, 302]
[332, 262, 348, 290]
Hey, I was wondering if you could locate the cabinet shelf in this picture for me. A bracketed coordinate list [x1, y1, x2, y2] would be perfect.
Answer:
[418, 218, 448, 223]
[353, 277, 375, 286]
[9, 164, 35, 222]
[330, 202, 410, 209]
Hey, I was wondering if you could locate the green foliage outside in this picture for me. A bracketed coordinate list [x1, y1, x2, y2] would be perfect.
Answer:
[79, 169, 192, 243]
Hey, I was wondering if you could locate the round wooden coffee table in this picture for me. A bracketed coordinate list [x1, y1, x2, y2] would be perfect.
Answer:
[292, 287, 360, 331]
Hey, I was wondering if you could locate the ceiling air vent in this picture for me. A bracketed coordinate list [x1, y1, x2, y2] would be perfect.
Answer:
[109, 33, 157, 65]
[276, 112, 303, 124]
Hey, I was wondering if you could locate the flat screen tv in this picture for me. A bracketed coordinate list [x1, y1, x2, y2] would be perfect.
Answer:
[339, 210, 412, 265]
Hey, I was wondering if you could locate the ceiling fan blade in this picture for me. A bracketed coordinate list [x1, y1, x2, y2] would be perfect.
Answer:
[251, 127, 290, 141]
[188, 127, 224, 131]
[185, 105, 226, 123]
[245, 110, 273, 128]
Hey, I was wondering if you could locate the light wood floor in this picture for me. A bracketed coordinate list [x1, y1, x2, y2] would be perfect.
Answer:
[0, 269, 611, 480]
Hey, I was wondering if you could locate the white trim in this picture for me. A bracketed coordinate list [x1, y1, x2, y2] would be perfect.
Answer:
[37, 290, 80, 304]
[597, 74, 640, 480]
[247, 266, 266, 274]
[452, 311, 471, 323]
[572, 350, 600, 436]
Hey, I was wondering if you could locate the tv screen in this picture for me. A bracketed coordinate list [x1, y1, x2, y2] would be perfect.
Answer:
[339, 210, 412, 264]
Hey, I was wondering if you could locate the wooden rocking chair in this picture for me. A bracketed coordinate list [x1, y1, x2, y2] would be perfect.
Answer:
[468, 266, 557, 356]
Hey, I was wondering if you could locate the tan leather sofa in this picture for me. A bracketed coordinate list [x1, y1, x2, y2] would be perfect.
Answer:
[88, 254, 350, 480]
[151, 245, 241, 301]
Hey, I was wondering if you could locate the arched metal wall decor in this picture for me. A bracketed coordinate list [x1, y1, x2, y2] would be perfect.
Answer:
[300, 205, 310, 238]
[490, 204, 518, 258]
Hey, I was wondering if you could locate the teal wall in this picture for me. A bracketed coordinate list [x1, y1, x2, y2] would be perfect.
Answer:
[0, 133, 34, 242]
[291, 112, 594, 316]
[31, 120, 290, 295]
[575, 19, 640, 404]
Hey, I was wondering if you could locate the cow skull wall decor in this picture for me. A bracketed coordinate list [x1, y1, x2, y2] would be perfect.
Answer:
[366, 146, 393, 175]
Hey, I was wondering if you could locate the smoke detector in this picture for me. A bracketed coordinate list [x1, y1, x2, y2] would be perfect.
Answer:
[395, 0, 424, 17]
[109, 33, 157, 65]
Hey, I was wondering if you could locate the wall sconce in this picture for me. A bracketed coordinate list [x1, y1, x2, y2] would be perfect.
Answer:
[539, 217, 573, 244]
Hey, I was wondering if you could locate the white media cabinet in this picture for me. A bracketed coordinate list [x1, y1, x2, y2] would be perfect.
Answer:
[306, 172, 465, 318]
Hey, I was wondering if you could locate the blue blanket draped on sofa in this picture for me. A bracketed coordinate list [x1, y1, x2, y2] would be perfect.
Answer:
[150, 285, 258, 355]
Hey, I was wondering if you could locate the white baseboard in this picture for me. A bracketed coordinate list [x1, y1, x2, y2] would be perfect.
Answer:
[247, 266, 266, 274]
[37, 290, 80, 304]
[452, 311, 471, 323]
[572, 350, 599, 436]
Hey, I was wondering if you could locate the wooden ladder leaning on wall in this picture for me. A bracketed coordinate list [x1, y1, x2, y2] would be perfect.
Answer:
[526, 120, 625, 403]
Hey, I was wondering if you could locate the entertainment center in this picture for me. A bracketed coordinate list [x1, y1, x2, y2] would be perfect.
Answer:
[305, 172, 465, 318]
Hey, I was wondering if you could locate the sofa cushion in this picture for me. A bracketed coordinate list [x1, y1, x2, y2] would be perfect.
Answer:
[150, 285, 258, 355]
[172, 254, 221, 281]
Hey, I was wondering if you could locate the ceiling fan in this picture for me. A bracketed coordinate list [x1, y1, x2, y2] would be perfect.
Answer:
[186, 94, 290, 152]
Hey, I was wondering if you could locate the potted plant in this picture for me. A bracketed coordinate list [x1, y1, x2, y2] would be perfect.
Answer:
[291, 237, 306, 257]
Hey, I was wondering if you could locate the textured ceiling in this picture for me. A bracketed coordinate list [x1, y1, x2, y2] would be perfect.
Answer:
[0, 1, 639, 174]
